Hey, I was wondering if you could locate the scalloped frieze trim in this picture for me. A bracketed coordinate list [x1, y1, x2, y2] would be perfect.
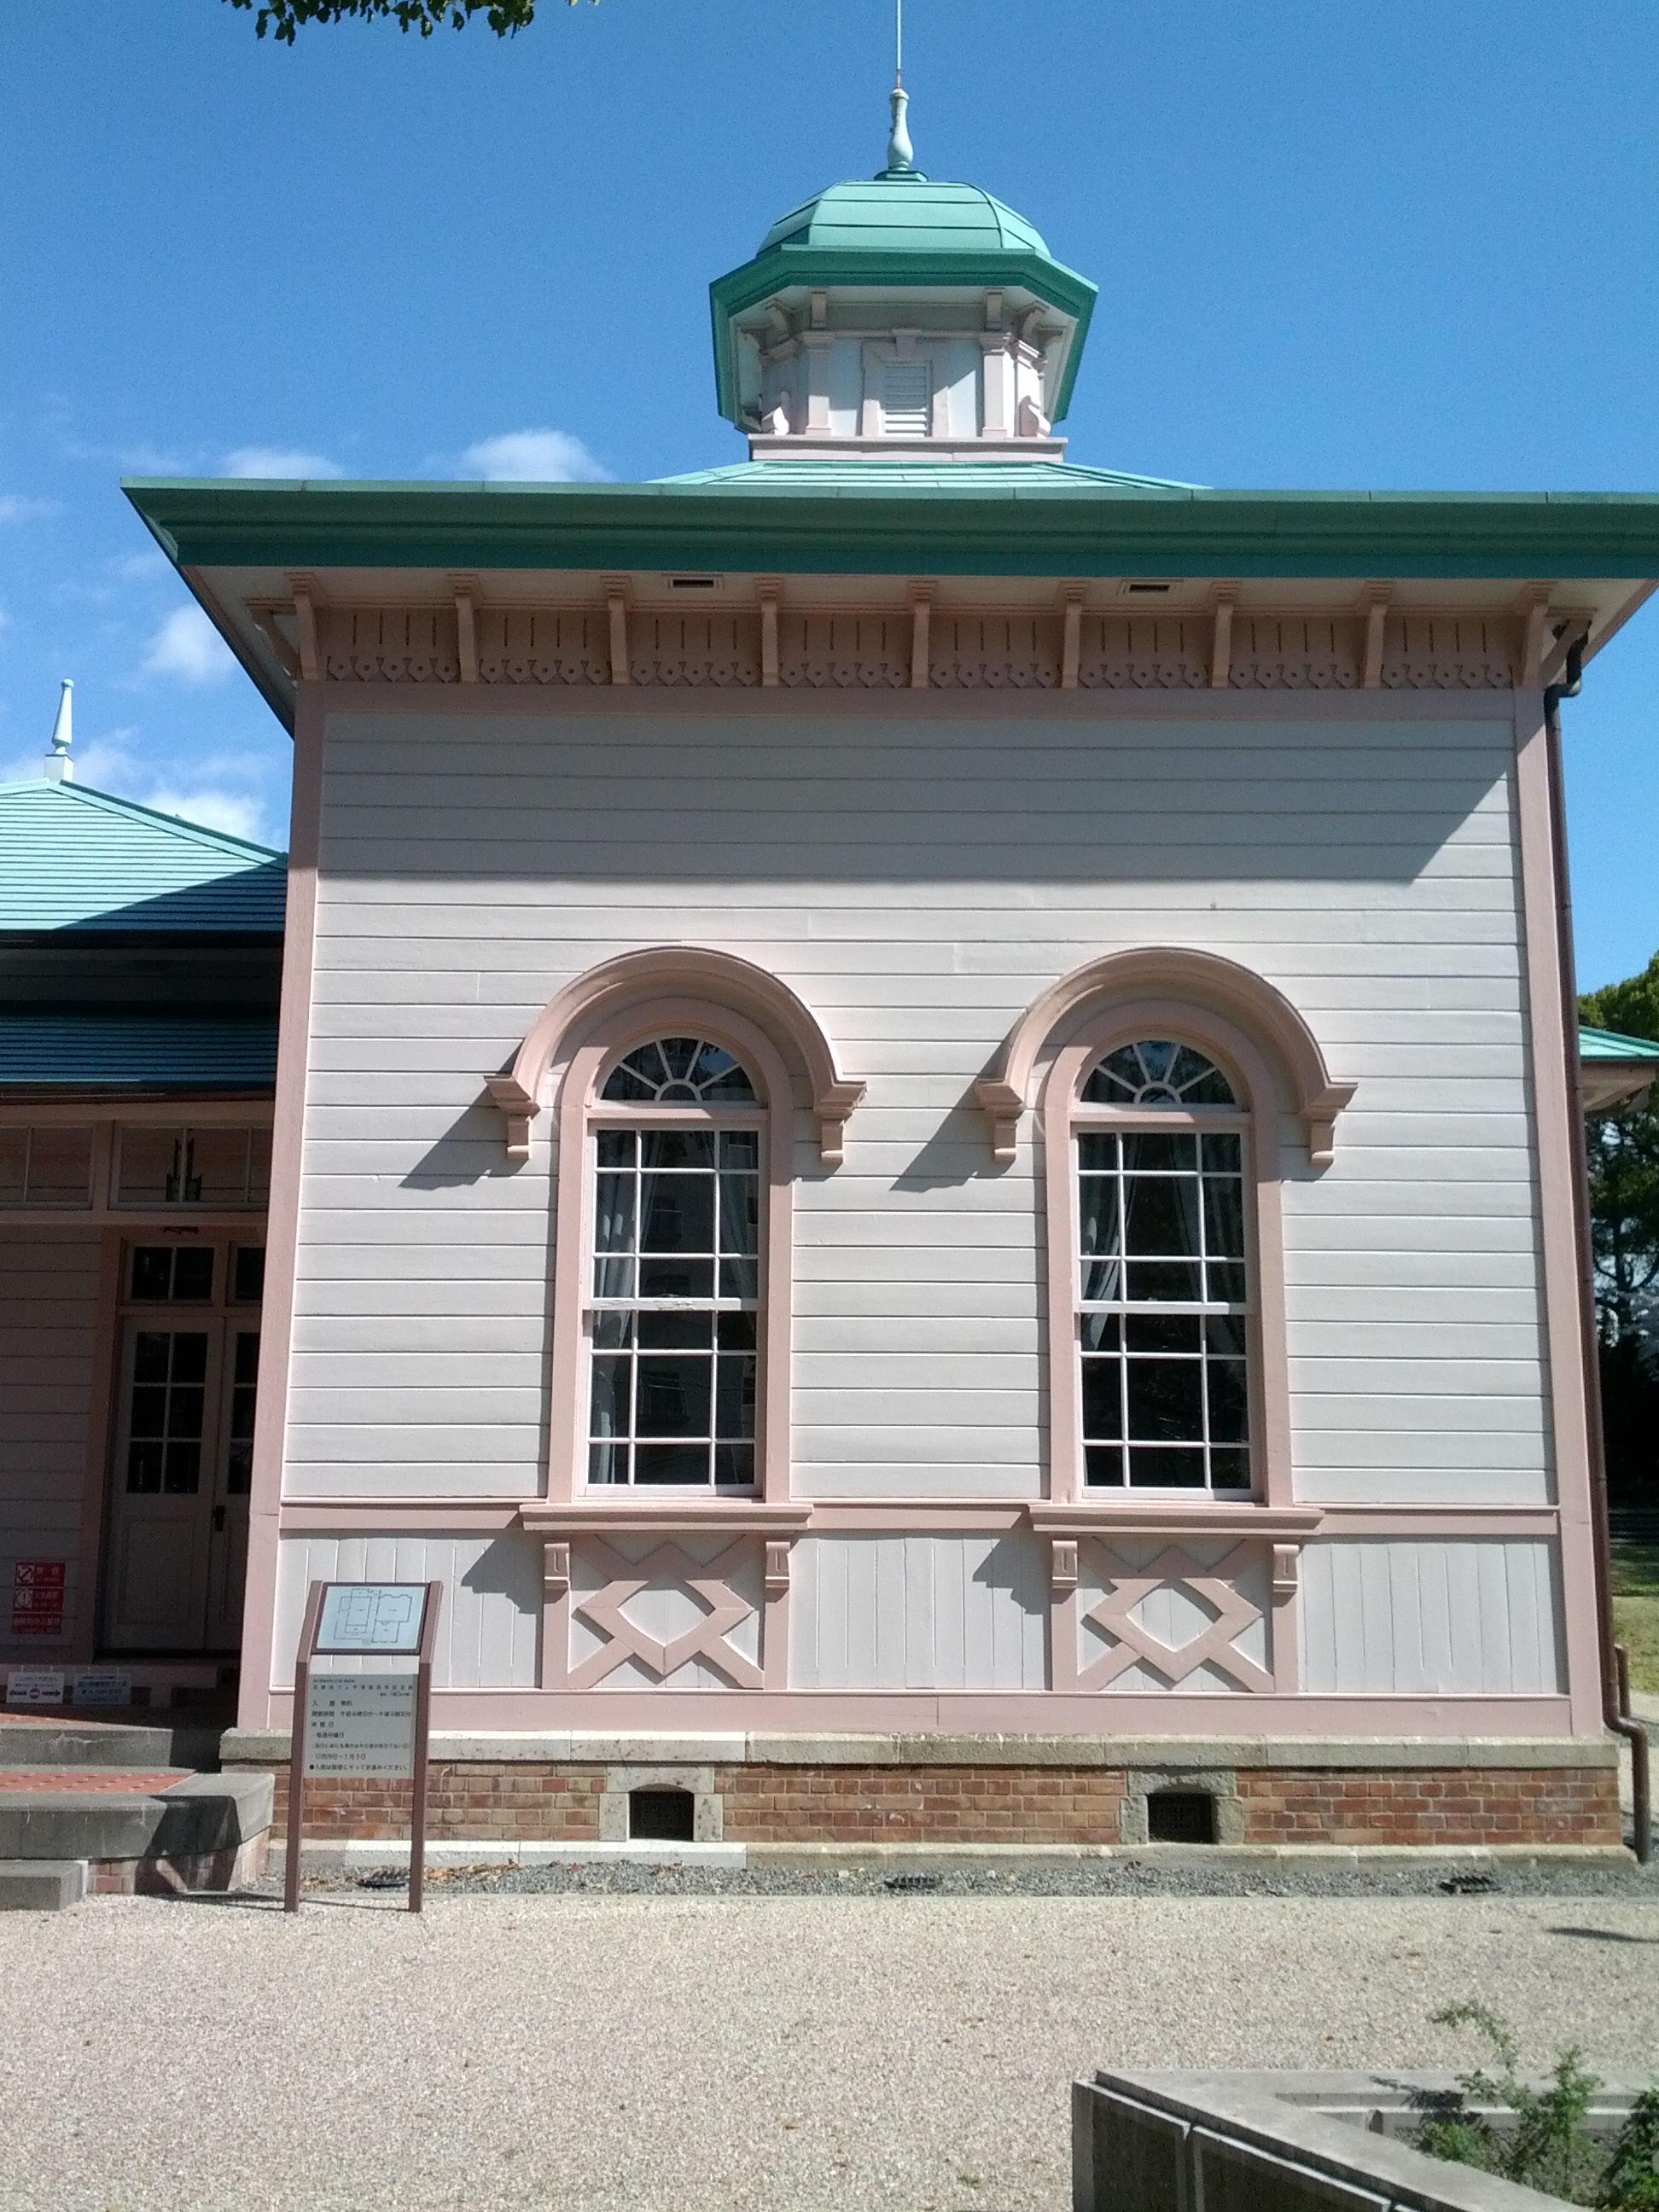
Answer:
[307, 602, 1521, 690]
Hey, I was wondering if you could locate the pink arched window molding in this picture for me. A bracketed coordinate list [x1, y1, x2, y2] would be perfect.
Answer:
[996, 951, 1354, 1511]
[497, 950, 864, 1509]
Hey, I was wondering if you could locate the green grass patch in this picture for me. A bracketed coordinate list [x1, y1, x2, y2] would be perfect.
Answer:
[1611, 1540, 1659, 1698]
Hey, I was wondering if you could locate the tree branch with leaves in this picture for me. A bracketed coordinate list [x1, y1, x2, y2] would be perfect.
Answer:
[224, 0, 597, 41]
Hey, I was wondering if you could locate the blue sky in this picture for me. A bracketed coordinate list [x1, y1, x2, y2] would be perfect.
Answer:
[1, 0, 1656, 987]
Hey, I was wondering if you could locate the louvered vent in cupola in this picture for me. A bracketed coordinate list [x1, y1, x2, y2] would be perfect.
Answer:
[881, 363, 931, 437]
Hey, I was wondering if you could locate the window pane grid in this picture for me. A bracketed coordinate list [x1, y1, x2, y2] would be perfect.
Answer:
[587, 1121, 760, 1490]
[1078, 1120, 1251, 1495]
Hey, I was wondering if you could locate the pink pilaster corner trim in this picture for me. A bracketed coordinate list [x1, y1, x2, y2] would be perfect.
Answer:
[977, 946, 1355, 1167]
[1512, 693, 1606, 1739]
[236, 683, 325, 1732]
[490, 946, 864, 1167]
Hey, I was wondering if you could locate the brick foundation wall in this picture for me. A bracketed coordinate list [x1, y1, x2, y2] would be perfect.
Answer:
[1237, 1767, 1622, 1848]
[231, 1755, 1621, 1849]
[244, 1763, 607, 1844]
[716, 1763, 1126, 1843]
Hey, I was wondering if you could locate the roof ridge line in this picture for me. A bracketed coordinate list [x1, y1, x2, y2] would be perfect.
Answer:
[0, 777, 287, 862]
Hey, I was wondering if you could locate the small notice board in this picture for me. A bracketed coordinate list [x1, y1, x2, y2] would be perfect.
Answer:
[286, 1580, 442, 1914]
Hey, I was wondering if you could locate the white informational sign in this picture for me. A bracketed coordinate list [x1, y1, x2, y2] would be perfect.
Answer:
[5, 1668, 66, 1707]
[304, 1674, 417, 1778]
[316, 1583, 427, 1654]
[72, 1668, 131, 1708]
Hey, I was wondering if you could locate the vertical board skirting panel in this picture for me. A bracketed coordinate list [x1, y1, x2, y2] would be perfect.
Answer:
[789, 1532, 1048, 1690]
[272, 1532, 541, 1689]
[0, 1227, 102, 1648]
[1299, 1539, 1563, 1694]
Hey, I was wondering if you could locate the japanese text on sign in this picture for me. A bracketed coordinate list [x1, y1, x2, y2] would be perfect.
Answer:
[11, 1560, 66, 1639]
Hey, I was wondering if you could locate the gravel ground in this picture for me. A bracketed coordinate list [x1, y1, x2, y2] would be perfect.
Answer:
[2, 1888, 1657, 2212]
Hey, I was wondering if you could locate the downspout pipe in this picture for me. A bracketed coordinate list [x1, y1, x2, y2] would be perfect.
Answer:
[1543, 632, 1651, 1862]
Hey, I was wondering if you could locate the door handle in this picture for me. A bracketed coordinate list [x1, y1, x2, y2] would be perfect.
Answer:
[212, 1505, 226, 1532]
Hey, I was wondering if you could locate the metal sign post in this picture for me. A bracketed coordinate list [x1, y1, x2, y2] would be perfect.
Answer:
[284, 1580, 443, 1914]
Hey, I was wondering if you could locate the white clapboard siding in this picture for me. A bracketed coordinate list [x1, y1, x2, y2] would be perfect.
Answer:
[0, 1230, 101, 1640]
[271, 1533, 540, 1688]
[1299, 1540, 1563, 1695]
[282, 703, 1553, 1512]
[790, 1533, 1048, 1690]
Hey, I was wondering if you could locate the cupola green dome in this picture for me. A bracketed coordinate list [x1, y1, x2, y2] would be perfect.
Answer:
[757, 176, 1054, 262]
[707, 96, 1098, 441]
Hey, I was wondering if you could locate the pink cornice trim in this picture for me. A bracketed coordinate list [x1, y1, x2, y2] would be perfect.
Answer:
[980, 946, 1355, 1166]
[1314, 1507, 1559, 1537]
[279, 1500, 527, 1532]
[1027, 1505, 1321, 1536]
[490, 946, 864, 1166]
[522, 1504, 812, 1534]
[807, 1500, 1028, 1530]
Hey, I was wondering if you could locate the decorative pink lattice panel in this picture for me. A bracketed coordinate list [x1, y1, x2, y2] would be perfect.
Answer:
[1074, 1540, 1273, 1694]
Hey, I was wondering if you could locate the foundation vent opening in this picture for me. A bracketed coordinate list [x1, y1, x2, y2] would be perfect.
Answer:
[628, 1787, 696, 1842]
[1146, 1790, 1217, 1844]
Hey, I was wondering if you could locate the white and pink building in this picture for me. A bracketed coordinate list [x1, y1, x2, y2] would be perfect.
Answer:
[109, 108, 1659, 1851]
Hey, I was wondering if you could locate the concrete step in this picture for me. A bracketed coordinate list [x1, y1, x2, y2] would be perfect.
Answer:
[0, 1860, 85, 1911]
[0, 1720, 179, 1768]
[0, 1717, 226, 1770]
[0, 1771, 272, 1892]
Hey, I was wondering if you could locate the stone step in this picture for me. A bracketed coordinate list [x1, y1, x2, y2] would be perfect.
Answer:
[0, 1860, 86, 1911]
[0, 1772, 272, 1892]
[0, 1717, 228, 1770]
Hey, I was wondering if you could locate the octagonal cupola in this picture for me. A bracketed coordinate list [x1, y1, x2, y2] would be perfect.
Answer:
[709, 87, 1097, 461]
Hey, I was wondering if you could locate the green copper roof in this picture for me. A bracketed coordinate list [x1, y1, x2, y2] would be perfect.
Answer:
[759, 177, 1051, 258]
[1580, 1022, 1659, 1063]
[0, 779, 287, 934]
[126, 474, 1659, 590]
[708, 168, 1098, 428]
[659, 459, 1203, 494]
[0, 1012, 277, 1091]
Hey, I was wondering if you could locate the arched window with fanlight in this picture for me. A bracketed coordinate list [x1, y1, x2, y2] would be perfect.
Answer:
[586, 1037, 762, 1490]
[1074, 1039, 1252, 1493]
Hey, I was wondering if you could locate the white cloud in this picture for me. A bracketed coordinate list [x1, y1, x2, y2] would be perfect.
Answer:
[114, 549, 171, 580]
[223, 445, 344, 480]
[460, 429, 608, 483]
[140, 605, 235, 684]
[144, 789, 265, 843]
[0, 495, 55, 523]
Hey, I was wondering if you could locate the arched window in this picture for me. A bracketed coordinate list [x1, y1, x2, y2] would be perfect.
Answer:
[1074, 1040, 1251, 1494]
[588, 1037, 762, 1490]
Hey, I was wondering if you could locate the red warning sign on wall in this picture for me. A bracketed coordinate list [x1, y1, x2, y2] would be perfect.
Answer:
[11, 1561, 67, 1639]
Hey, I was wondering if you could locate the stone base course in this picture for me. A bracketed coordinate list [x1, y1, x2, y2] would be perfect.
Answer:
[225, 1737, 1622, 1849]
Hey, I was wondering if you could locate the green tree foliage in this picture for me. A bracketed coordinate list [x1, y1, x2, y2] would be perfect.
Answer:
[1581, 952, 1659, 1339]
[1580, 955, 1659, 1494]
[224, 0, 595, 42]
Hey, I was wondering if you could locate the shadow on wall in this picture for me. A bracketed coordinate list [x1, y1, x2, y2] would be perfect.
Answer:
[402, 1095, 529, 1189]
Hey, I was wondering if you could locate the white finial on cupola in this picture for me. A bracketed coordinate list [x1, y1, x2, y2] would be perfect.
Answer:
[44, 679, 73, 783]
[886, 0, 915, 174]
